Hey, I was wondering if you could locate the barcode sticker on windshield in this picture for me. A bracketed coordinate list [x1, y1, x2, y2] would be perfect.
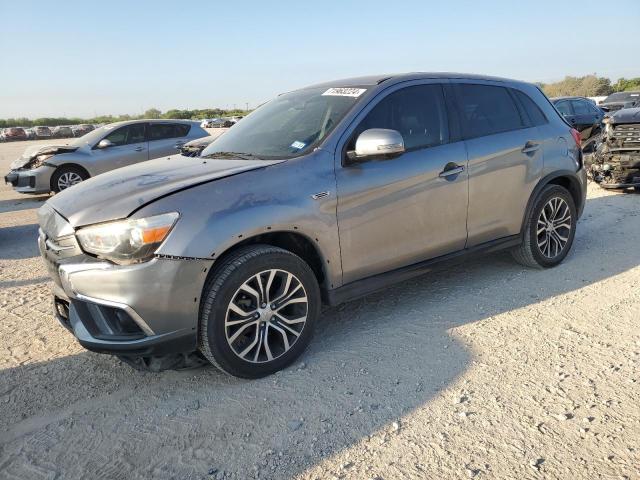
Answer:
[322, 88, 367, 97]
[291, 141, 306, 149]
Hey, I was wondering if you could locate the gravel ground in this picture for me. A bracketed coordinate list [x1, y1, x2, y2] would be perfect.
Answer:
[0, 138, 639, 480]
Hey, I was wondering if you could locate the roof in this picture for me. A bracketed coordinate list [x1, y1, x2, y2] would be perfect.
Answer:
[301, 72, 525, 90]
[103, 118, 201, 128]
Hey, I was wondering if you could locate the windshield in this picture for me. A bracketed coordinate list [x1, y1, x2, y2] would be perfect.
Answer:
[201, 86, 367, 159]
[604, 92, 640, 103]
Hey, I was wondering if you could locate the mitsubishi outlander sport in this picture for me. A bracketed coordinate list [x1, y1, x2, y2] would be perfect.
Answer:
[38, 73, 587, 378]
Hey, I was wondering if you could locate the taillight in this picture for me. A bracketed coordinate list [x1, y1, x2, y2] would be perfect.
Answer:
[570, 128, 581, 149]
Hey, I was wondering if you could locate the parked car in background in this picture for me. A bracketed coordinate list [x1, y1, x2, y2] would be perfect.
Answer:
[34, 126, 53, 138]
[25, 128, 36, 140]
[52, 126, 74, 138]
[3, 127, 28, 141]
[36, 73, 586, 377]
[180, 135, 215, 157]
[599, 92, 640, 113]
[551, 96, 604, 149]
[5, 119, 208, 193]
[72, 124, 95, 137]
[200, 119, 212, 128]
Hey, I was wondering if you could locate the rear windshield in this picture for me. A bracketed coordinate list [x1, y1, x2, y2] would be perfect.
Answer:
[201, 86, 366, 159]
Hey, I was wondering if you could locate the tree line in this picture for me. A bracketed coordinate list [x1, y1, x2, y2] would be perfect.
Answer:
[0, 108, 251, 129]
[539, 75, 640, 98]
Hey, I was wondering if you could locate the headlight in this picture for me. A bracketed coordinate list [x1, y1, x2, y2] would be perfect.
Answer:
[25, 153, 53, 169]
[75, 212, 179, 264]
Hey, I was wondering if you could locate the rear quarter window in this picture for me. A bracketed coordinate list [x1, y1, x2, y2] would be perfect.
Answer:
[512, 89, 548, 126]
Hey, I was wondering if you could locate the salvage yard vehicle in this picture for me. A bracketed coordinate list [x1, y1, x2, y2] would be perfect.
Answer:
[3, 127, 28, 141]
[599, 91, 640, 113]
[5, 119, 208, 193]
[589, 107, 640, 191]
[37, 73, 586, 378]
[551, 96, 604, 149]
[34, 126, 53, 138]
[180, 135, 216, 157]
[52, 126, 74, 138]
[71, 124, 95, 137]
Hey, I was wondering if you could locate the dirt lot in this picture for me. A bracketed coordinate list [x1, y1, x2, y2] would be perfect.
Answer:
[0, 138, 639, 480]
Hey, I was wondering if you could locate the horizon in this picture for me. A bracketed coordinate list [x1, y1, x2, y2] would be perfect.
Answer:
[1, 0, 639, 118]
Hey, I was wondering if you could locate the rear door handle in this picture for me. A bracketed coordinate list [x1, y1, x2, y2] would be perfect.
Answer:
[174, 141, 186, 147]
[439, 164, 465, 178]
[134, 146, 145, 152]
[521, 141, 540, 154]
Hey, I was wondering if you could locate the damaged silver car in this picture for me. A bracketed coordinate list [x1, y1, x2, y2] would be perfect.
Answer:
[4, 119, 208, 194]
[589, 107, 640, 191]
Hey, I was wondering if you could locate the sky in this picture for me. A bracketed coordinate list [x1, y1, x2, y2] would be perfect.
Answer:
[1, 0, 639, 119]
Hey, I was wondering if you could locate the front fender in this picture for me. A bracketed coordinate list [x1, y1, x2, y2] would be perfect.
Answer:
[134, 152, 343, 288]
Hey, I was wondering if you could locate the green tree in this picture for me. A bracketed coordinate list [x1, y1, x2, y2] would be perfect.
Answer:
[144, 108, 162, 119]
[612, 77, 640, 92]
[541, 75, 612, 97]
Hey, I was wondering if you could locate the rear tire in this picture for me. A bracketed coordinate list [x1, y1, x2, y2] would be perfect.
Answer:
[198, 245, 320, 378]
[51, 165, 89, 193]
[512, 185, 576, 269]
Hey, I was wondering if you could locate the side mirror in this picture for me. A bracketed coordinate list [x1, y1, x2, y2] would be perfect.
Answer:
[347, 128, 405, 163]
[97, 139, 114, 149]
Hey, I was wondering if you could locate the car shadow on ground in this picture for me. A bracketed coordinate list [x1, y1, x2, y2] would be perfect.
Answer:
[0, 223, 39, 259]
[0, 195, 48, 214]
[0, 192, 638, 479]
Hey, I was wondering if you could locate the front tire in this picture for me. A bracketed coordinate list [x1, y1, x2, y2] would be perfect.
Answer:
[198, 245, 320, 378]
[512, 185, 577, 269]
[51, 165, 89, 193]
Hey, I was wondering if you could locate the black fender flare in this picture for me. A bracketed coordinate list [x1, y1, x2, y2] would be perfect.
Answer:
[520, 170, 584, 237]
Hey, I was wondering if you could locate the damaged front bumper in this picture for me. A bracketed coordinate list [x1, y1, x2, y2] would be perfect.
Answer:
[589, 120, 640, 189]
[38, 223, 213, 360]
[5, 165, 56, 194]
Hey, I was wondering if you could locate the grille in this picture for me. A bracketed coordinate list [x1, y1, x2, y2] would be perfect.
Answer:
[612, 124, 640, 146]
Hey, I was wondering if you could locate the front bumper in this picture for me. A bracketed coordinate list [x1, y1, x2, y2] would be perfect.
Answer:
[5, 165, 55, 194]
[38, 227, 213, 356]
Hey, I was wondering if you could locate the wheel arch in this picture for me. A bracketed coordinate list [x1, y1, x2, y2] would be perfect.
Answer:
[205, 230, 330, 295]
[520, 170, 584, 236]
[49, 163, 91, 191]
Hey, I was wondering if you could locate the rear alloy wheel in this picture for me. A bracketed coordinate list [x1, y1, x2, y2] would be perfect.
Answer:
[199, 245, 320, 378]
[51, 165, 89, 193]
[512, 185, 576, 268]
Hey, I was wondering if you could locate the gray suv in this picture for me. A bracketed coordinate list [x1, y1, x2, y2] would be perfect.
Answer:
[5, 119, 208, 193]
[38, 73, 587, 378]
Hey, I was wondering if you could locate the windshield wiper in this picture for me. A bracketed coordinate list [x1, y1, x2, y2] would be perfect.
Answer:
[202, 151, 261, 160]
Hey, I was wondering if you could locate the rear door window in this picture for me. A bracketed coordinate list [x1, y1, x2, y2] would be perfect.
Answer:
[571, 100, 592, 115]
[149, 123, 191, 140]
[455, 84, 525, 138]
[353, 84, 449, 151]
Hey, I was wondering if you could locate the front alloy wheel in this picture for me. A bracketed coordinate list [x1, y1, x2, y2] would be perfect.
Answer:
[225, 269, 308, 363]
[199, 245, 320, 378]
[57, 171, 83, 190]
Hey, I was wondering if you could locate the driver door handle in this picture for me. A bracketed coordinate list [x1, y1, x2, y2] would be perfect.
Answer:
[134, 146, 145, 152]
[439, 165, 465, 178]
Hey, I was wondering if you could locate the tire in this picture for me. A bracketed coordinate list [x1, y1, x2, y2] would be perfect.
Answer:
[512, 184, 577, 269]
[51, 165, 89, 193]
[198, 244, 320, 378]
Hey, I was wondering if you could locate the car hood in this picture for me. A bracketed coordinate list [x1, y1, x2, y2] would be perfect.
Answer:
[46, 154, 284, 227]
[609, 107, 640, 124]
[11, 144, 78, 169]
